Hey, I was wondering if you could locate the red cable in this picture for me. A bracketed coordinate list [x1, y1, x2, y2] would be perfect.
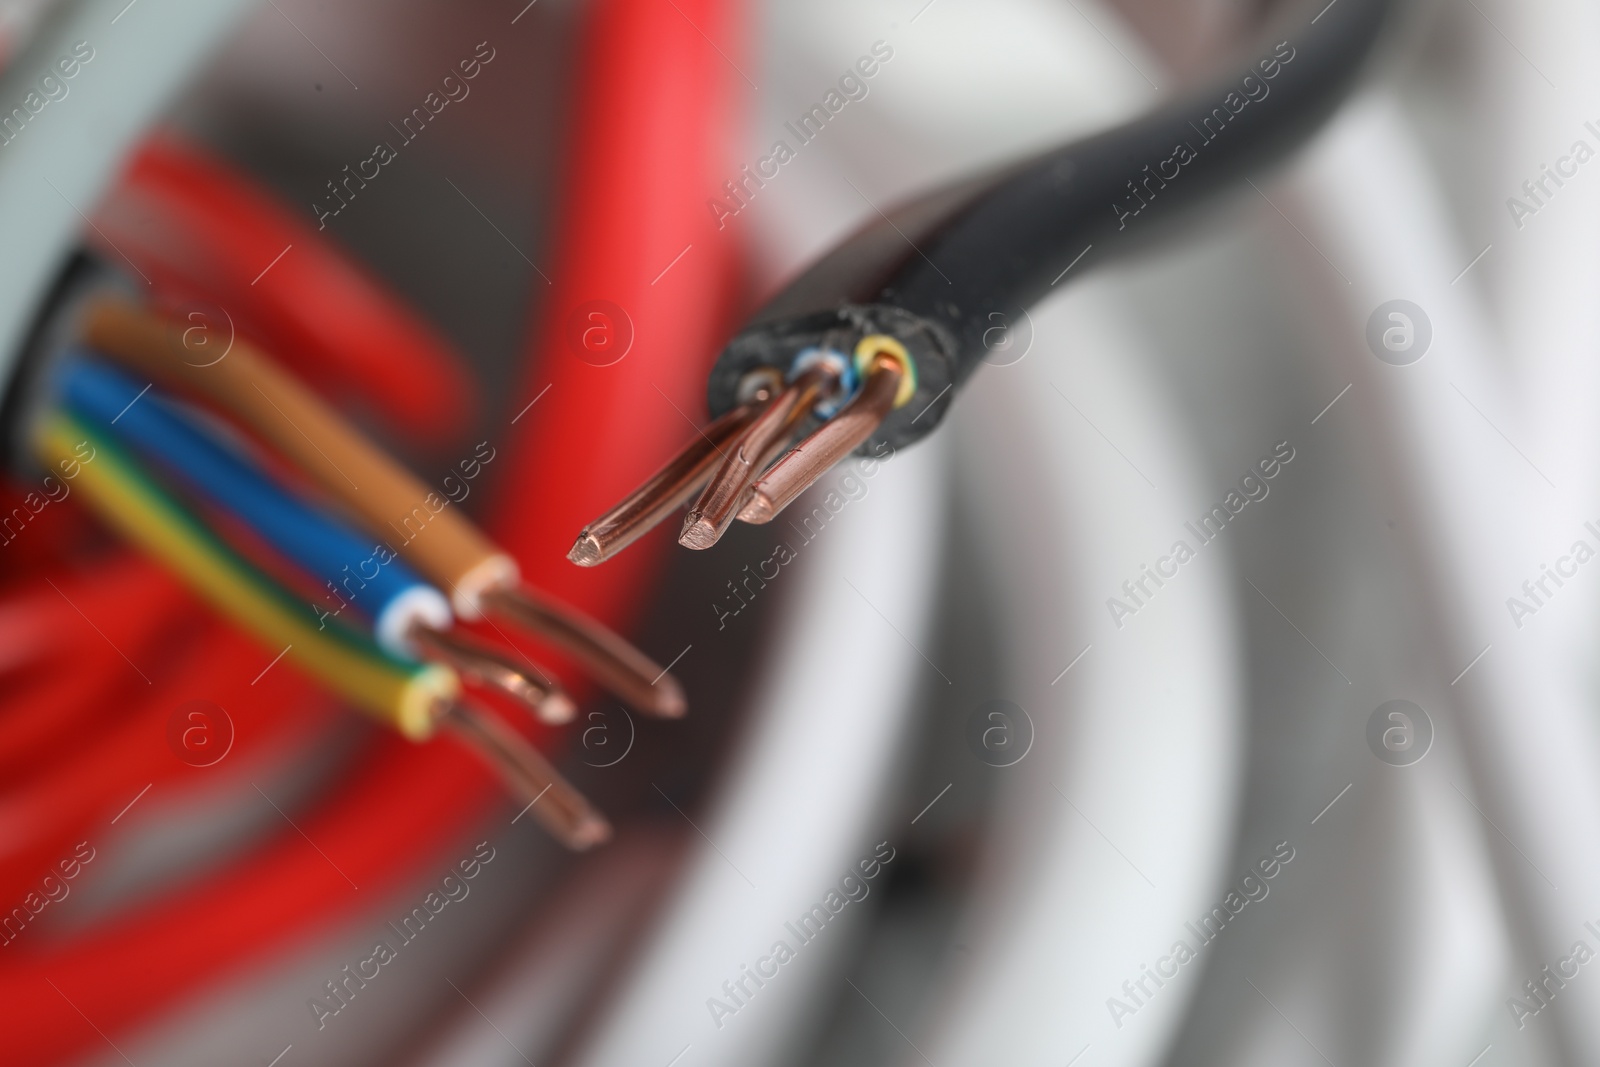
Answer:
[91, 133, 474, 445]
[492, 0, 745, 614]
[0, 553, 181, 680]
[0, 1, 744, 1062]
[0, 664, 122, 777]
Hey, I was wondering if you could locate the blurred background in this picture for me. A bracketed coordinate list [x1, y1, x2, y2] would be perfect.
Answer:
[3, 0, 1600, 1064]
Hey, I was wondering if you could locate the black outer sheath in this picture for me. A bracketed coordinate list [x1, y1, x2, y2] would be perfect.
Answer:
[707, 0, 1398, 450]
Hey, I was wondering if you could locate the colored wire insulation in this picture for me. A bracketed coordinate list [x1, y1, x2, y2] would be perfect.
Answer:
[79, 297, 518, 618]
[0, 550, 185, 676]
[91, 132, 473, 442]
[0, 561, 188, 781]
[81, 298, 687, 715]
[22, 417, 605, 841]
[0, 0, 742, 1060]
[34, 411, 456, 739]
[57, 353, 453, 656]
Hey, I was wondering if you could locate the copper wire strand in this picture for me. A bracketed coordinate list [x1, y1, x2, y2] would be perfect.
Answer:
[568, 396, 771, 567]
[480, 586, 687, 718]
[738, 355, 903, 524]
[438, 700, 611, 850]
[409, 624, 576, 724]
[679, 364, 840, 550]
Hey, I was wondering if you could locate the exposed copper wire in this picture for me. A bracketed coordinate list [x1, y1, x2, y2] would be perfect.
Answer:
[438, 700, 610, 850]
[738, 354, 903, 524]
[480, 585, 686, 718]
[678, 363, 841, 550]
[409, 624, 576, 724]
[568, 396, 771, 567]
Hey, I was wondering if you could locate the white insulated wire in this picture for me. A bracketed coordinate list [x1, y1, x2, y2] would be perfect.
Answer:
[0, 0, 257, 388]
[567, 432, 948, 1067]
[918, 270, 1246, 1067]
[1284, 93, 1600, 1067]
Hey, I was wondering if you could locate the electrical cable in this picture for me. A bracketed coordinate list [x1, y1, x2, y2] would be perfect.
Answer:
[0, 725, 496, 1067]
[678, 360, 842, 549]
[58, 352, 578, 721]
[0, 620, 334, 900]
[0, 0, 740, 1058]
[81, 297, 517, 611]
[35, 410, 457, 739]
[35, 409, 607, 848]
[57, 354, 453, 658]
[15, 4, 1587, 1062]
[738, 342, 908, 524]
[409, 623, 576, 724]
[0, 550, 184, 678]
[568, 395, 773, 567]
[1285, 97, 1600, 1066]
[707, 0, 1398, 431]
[79, 297, 686, 717]
[0, 658, 122, 775]
[576, 0, 1400, 557]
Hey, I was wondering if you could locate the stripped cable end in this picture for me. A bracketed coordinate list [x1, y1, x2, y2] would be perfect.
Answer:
[677, 509, 724, 551]
[650, 671, 689, 720]
[736, 341, 910, 525]
[567, 532, 606, 567]
[676, 362, 841, 551]
[480, 584, 685, 718]
[539, 690, 579, 725]
[567, 395, 776, 566]
[440, 700, 611, 850]
[735, 490, 780, 526]
[409, 623, 576, 725]
[572, 333, 914, 554]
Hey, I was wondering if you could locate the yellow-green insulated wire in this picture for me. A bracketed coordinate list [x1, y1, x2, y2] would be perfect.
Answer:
[36, 412, 457, 739]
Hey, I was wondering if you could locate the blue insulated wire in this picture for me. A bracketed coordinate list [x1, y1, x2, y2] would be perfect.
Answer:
[57, 352, 451, 653]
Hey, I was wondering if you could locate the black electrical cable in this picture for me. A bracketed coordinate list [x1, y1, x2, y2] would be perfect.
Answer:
[570, 0, 1401, 561]
[706, 0, 1399, 450]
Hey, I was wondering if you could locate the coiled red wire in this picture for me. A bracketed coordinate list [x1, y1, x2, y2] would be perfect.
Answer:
[93, 131, 475, 446]
[0, 0, 743, 1060]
